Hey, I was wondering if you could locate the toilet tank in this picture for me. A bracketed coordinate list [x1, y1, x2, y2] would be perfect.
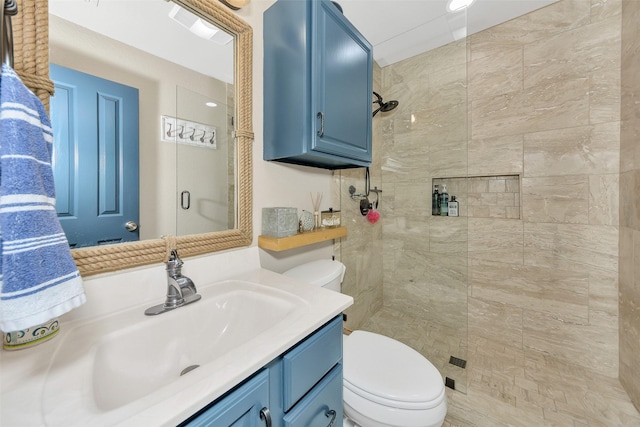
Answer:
[282, 260, 346, 292]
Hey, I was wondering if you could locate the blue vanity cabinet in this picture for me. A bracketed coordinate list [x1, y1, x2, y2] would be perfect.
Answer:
[263, 0, 373, 169]
[183, 370, 270, 427]
[182, 315, 343, 427]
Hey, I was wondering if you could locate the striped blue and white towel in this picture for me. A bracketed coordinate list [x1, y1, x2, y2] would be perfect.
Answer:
[0, 63, 85, 332]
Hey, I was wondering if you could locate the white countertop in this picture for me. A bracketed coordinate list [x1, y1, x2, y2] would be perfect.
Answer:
[0, 247, 353, 426]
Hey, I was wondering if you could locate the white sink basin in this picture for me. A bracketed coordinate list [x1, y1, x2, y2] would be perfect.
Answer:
[41, 280, 306, 421]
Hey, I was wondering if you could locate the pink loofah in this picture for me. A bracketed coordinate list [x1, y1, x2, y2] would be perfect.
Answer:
[366, 209, 380, 224]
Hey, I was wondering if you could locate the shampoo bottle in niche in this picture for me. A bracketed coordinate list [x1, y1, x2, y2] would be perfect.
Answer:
[448, 196, 459, 217]
[432, 184, 440, 216]
[440, 184, 449, 216]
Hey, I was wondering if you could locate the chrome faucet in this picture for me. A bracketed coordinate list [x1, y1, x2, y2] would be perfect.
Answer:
[145, 249, 201, 316]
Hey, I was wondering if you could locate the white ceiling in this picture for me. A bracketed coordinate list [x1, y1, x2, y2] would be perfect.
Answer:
[341, 0, 559, 67]
[50, 0, 559, 81]
[49, 0, 235, 83]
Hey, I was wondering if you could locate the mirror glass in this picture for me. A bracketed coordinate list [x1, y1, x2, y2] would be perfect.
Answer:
[48, 0, 236, 247]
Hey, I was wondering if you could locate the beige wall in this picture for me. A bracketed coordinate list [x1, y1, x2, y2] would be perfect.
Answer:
[620, 0, 640, 411]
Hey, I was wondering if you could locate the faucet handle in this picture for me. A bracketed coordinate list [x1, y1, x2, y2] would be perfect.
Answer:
[167, 249, 184, 270]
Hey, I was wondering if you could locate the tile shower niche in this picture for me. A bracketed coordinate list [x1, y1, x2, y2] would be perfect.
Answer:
[432, 175, 521, 220]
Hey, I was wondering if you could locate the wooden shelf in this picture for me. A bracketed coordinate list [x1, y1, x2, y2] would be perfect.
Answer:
[258, 227, 347, 252]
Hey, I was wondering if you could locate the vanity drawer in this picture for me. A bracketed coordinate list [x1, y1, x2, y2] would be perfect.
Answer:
[282, 315, 342, 411]
[283, 364, 343, 427]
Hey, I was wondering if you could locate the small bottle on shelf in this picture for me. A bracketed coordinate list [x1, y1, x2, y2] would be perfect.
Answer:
[432, 184, 440, 216]
[440, 184, 449, 216]
[448, 196, 459, 217]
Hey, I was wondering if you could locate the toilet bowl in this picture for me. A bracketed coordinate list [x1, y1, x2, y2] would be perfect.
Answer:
[283, 260, 447, 427]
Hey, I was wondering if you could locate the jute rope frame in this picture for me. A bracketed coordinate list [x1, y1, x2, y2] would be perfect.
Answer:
[13, 0, 253, 276]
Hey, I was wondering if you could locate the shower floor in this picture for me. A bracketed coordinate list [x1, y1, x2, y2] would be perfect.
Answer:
[359, 307, 640, 426]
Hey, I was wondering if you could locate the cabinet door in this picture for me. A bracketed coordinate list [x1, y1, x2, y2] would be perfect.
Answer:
[283, 364, 343, 427]
[183, 370, 270, 427]
[312, 0, 372, 163]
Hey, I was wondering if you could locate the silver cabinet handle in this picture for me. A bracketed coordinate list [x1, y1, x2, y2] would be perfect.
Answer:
[180, 190, 191, 210]
[317, 111, 324, 137]
[260, 407, 272, 427]
[325, 409, 336, 427]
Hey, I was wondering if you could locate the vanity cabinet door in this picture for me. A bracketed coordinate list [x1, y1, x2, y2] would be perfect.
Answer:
[282, 315, 343, 411]
[263, 0, 373, 170]
[183, 370, 270, 427]
[282, 364, 343, 427]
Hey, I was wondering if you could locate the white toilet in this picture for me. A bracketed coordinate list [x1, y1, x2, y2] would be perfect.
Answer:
[283, 260, 447, 427]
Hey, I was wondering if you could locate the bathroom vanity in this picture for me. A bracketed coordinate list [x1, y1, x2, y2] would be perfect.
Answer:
[183, 315, 343, 426]
[0, 248, 352, 427]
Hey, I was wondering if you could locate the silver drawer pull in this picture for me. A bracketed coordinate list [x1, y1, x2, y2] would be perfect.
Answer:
[325, 409, 336, 427]
[260, 407, 272, 427]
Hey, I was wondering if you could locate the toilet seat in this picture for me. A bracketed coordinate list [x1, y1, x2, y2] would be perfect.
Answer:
[343, 331, 445, 410]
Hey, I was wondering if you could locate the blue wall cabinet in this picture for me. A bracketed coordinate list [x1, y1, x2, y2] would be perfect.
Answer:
[181, 316, 343, 427]
[264, 0, 373, 169]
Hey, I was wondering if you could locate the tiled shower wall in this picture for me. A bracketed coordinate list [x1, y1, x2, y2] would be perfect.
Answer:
[463, 0, 622, 379]
[378, 35, 470, 391]
[334, 62, 384, 330]
[338, 0, 623, 390]
[620, 0, 640, 411]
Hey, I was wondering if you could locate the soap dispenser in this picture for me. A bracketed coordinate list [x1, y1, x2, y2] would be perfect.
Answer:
[440, 184, 449, 216]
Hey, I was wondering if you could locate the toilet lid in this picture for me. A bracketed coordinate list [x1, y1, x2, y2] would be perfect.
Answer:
[343, 331, 445, 410]
[283, 260, 345, 287]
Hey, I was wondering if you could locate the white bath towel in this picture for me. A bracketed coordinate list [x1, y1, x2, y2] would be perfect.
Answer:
[0, 63, 85, 332]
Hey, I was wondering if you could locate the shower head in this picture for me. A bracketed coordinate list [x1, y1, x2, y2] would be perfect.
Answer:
[372, 91, 399, 117]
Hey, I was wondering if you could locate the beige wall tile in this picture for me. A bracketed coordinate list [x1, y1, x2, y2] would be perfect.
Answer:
[589, 173, 619, 225]
[470, 261, 590, 322]
[523, 16, 620, 89]
[523, 309, 618, 376]
[382, 130, 431, 182]
[620, 169, 640, 230]
[383, 214, 430, 254]
[522, 175, 589, 224]
[468, 135, 524, 176]
[523, 122, 620, 177]
[430, 138, 468, 178]
[588, 269, 619, 329]
[430, 217, 468, 254]
[590, 69, 621, 125]
[591, 0, 622, 22]
[467, 0, 591, 61]
[471, 78, 590, 140]
[468, 297, 523, 349]
[468, 47, 523, 100]
[524, 223, 618, 274]
[468, 218, 524, 265]
[620, 294, 640, 409]
[428, 62, 468, 109]
[620, 0, 640, 174]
